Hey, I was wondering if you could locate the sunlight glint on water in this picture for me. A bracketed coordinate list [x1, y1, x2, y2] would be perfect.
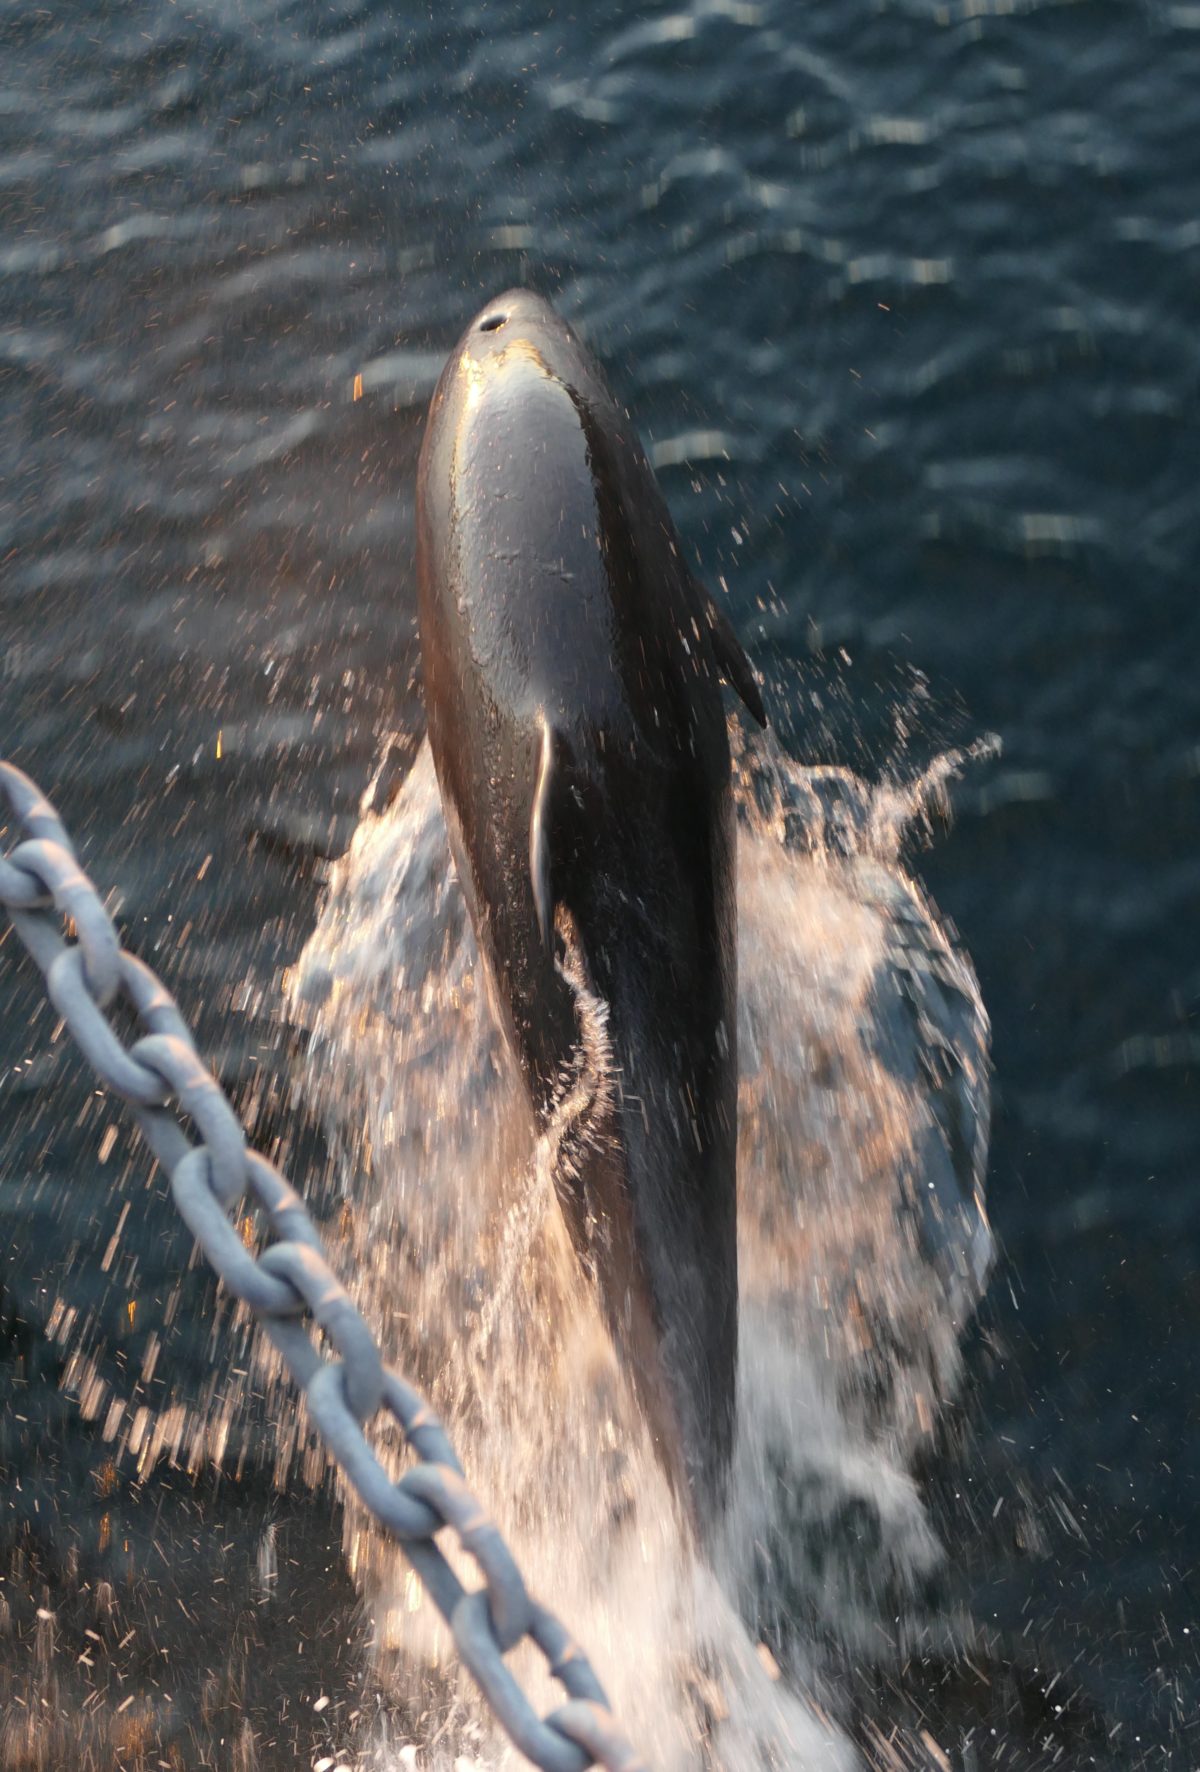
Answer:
[290, 731, 991, 1768]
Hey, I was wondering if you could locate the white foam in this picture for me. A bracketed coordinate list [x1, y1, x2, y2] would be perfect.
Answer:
[288, 731, 992, 1768]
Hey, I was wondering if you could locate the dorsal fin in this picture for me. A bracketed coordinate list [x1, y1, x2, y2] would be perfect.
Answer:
[530, 711, 560, 950]
[692, 574, 767, 727]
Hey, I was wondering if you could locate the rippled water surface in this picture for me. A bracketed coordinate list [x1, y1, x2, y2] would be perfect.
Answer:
[2, 1, 1198, 1766]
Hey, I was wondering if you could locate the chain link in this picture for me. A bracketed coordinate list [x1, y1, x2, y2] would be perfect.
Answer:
[0, 759, 645, 1772]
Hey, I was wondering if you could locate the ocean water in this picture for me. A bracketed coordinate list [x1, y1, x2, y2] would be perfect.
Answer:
[1, 0, 1198, 1766]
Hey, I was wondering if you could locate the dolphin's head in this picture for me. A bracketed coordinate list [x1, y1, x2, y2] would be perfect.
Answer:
[443, 289, 602, 418]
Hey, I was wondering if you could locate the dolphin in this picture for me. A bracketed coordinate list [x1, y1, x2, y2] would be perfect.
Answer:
[415, 288, 765, 1518]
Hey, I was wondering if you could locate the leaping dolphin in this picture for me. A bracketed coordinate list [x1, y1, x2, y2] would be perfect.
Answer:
[415, 288, 765, 1518]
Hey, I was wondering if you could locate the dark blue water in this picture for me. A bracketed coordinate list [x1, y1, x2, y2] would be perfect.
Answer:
[2, 1, 1198, 1765]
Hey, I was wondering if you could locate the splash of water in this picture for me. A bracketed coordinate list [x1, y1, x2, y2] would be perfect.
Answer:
[288, 728, 992, 1768]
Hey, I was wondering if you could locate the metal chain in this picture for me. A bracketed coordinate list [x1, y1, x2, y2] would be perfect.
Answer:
[0, 759, 645, 1772]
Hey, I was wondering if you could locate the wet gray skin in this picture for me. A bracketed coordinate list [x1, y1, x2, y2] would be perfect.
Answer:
[416, 289, 765, 1522]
